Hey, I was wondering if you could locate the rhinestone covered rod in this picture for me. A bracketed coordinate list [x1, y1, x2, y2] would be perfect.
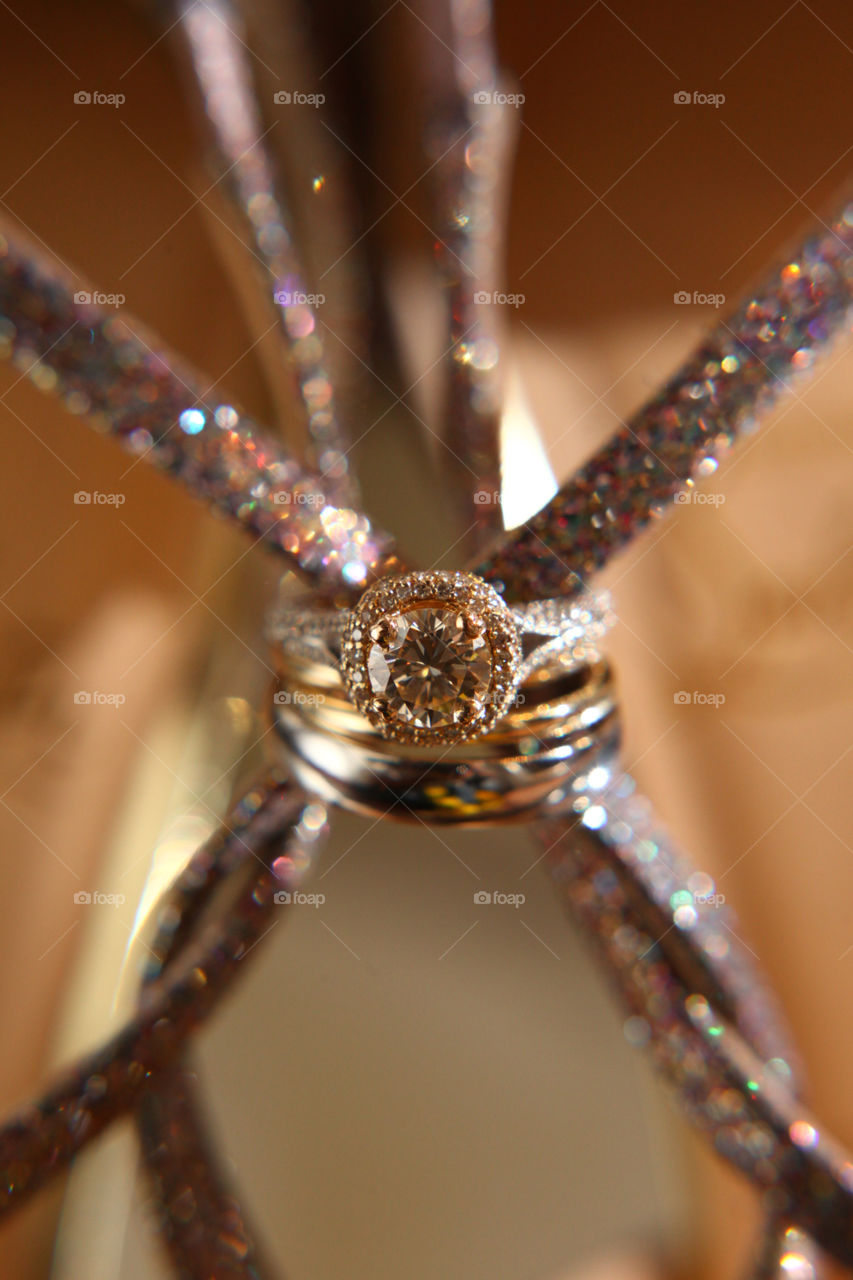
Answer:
[541, 767, 853, 1267]
[477, 198, 853, 601]
[177, 0, 358, 504]
[423, 0, 511, 541]
[0, 776, 322, 1213]
[0, 226, 398, 597]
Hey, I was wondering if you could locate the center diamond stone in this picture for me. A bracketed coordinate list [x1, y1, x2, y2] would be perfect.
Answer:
[366, 606, 493, 730]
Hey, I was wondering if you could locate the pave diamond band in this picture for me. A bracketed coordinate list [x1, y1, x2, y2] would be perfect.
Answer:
[266, 570, 613, 746]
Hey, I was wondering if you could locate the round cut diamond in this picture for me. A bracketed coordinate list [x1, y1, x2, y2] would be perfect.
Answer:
[367, 606, 493, 730]
[341, 571, 521, 745]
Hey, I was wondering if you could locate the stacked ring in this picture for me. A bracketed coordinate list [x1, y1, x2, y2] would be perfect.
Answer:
[265, 570, 618, 823]
[265, 569, 613, 747]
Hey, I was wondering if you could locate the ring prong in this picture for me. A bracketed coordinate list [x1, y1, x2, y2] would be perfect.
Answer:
[370, 617, 398, 649]
[460, 611, 486, 638]
[457, 700, 485, 726]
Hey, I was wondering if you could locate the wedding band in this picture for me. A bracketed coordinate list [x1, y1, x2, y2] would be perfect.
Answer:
[266, 658, 620, 823]
[265, 569, 613, 747]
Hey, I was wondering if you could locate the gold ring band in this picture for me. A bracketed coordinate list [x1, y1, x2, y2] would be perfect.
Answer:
[266, 658, 620, 824]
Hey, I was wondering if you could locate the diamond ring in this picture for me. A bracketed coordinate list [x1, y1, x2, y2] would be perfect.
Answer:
[266, 570, 613, 746]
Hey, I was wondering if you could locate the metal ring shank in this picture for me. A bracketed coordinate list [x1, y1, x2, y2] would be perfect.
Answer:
[266, 659, 620, 823]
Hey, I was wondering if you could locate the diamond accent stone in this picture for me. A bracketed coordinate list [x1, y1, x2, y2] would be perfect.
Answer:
[366, 607, 492, 729]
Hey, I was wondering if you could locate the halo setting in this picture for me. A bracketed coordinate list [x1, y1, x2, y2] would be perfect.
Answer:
[341, 571, 521, 745]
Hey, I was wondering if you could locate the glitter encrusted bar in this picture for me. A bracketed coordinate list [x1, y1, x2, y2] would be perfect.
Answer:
[178, 0, 358, 503]
[134, 792, 330, 1280]
[477, 199, 853, 601]
[421, 0, 511, 542]
[0, 226, 398, 597]
[0, 776, 319, 1212]
[540, 764, 853, 1267]
[138, 1063, 276, 1279]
